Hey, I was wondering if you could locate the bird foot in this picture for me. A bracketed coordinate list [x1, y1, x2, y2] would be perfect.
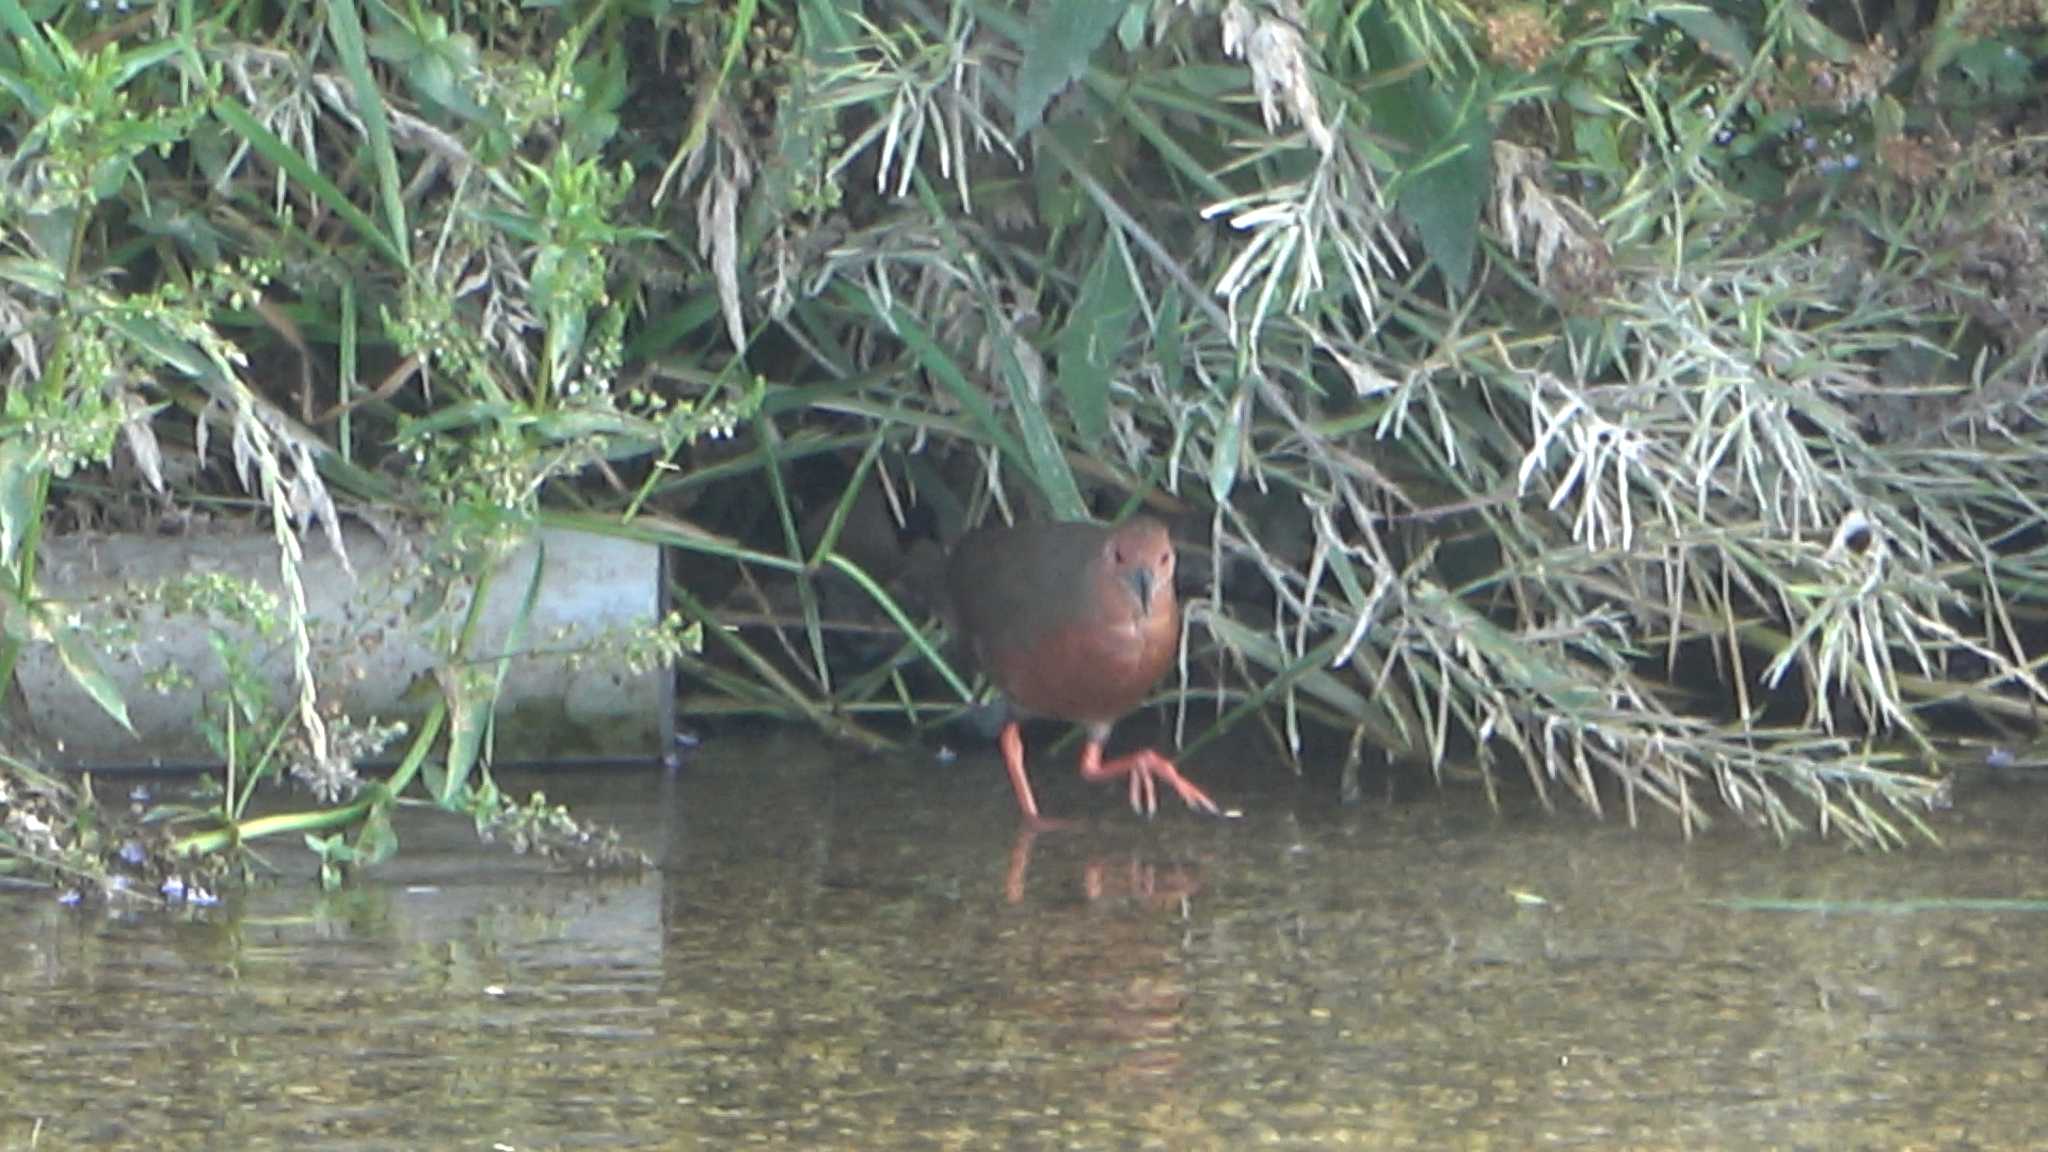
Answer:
[1079, 745, 1221, 818]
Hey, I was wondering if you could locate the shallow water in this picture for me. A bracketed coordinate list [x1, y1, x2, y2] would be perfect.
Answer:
[4, 733, 2046, 1150]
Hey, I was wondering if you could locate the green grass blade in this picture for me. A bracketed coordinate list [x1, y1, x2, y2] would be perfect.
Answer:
[211, 99, 405, 266]
[323, 0, 410, 265]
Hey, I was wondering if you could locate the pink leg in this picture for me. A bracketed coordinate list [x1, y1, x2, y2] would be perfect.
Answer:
[999, 722, 1039, 818]
[1000, 723, 1074, 831]
[1077, 742, 1220, 817]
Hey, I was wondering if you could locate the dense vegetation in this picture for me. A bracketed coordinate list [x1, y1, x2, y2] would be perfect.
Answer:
[5, 0, 2048, 897]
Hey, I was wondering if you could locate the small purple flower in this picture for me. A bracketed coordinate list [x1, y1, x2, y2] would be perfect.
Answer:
[119, 841, 147, 866]
[161, 876, 187, 901]
[58, 889, 82, 906]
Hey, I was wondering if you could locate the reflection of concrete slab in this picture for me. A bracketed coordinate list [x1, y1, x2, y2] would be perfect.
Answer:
[259, 875, 665, 961]
[239, 802, 667, 960]
[12, 524, 672, 770]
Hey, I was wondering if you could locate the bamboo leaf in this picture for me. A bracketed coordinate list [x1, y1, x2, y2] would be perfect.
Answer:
[1202, 610, 1373, 717]
[1054, 233, 1138, 444]
[885, 295, 1084, 517]
[1012, 0, 1129, 135]
[990, 317, 1088, 519]
[324, 0, 410, 265]
[884, 301, 1024, 460]
[1154, 282, 1184, 397]
[1209, 380, 1249, 503]
[437, 665, 487, 808]
[0, 436, 38, 567]
[479, 539, 548, 773]
[211, 100, 406, 266]
[1357, 8, 1490, 294]
[655, 0, 758, 204]
[1662, 6, 1754, 69]
[53, 625, 135, 735]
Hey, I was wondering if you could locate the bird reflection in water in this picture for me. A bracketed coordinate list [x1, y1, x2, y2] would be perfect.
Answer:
[1002, 821, 1202, 907]
[1001, 820, 1202, 1108]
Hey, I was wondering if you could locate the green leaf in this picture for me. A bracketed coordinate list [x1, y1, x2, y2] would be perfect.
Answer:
[1872, 95, 1906, 140]
[0, 0, 51, 73]
[212, 100, 405, 266]
[304, 832, 352, 862]
[0, 583, 29, 646]
[206, 629, 271, 725]
[1571, 115, 1622, 175]
[324, 0, 410, 265]
[1116, 1, 1148, 52]
[1560, 78, 1616, 117]
[396, 399, 518, 441]
[53, 624, 134, 735]
[1950, 38, 2034, 96]
[988, 311, 1089, 520]
[1398, 122, 1489, 295]
[438, 666, 486, 808]
[1209, 384, 1248, 504]
[880, 294, 1085, 515]
[102, 313, 218, 380]
[419, 734, 446, 797]
[1012, 0, 1129, 136]
[1358, 9, 1491, 294]
[480, 541, 547, 766]
[1781, 4, 1856, 63]
[659, 0, 758, 197]
[0, 256, 65, 298]
[1154, 282, 1184, 398]
[1202, 610, 1373, 717]
[566, 41, 626, 153]
[355, 802, 398, 868]
[796, 0, 856, 54]
[0, 436, 41, 567]
[1054, 234, 1138, 444]
[1661, 6, 1754, 69]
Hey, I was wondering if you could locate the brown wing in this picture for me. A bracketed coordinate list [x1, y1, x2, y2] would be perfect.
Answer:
[946, 519, 1176, 726]
[945, 520, 1112, 665]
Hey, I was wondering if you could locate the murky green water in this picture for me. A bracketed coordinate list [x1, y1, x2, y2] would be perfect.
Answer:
[4, 734, 2046, 1150]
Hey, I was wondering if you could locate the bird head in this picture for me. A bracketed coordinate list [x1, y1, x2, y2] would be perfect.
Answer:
[1103, 517, 1176, 620]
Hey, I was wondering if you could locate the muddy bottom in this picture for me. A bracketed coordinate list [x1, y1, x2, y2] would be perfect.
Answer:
[3, 732, 2045, 1150]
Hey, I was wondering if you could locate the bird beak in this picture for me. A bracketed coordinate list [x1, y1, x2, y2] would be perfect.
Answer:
[1126, 566, 1155, 616]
